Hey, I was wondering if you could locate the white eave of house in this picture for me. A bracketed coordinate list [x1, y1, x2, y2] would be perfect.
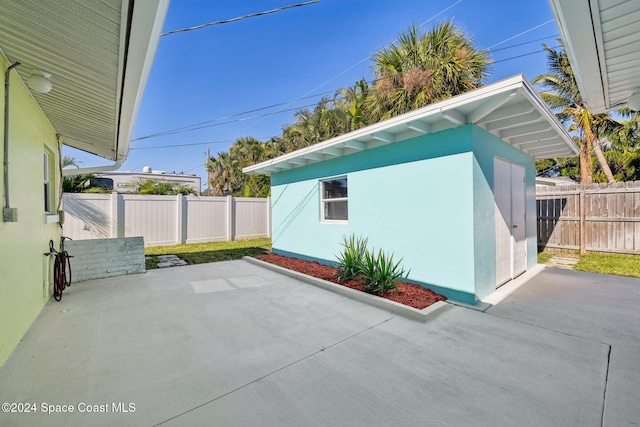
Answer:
[0, 0, 170, 162]
[244, 74, 579, 176]
[549, 0, 640, 113]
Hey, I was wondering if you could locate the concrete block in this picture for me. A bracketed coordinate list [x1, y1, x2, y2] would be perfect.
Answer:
[66, 237, 145, 282]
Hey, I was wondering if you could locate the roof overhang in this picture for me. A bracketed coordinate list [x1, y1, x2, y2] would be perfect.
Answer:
[0, 0, 169, 161]
[244, 74, 579, 176]
[549, 0, 640, 113]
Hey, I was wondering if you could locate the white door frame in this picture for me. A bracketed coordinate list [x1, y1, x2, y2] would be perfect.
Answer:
[494, 157, 527, 287]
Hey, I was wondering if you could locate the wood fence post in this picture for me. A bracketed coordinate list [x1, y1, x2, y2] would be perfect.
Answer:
[580, 185, 586, 255]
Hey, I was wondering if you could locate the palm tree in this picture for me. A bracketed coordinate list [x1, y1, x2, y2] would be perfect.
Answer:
[533, 44, 617, 184]
[601, 111, 640, 181]
[336, 79, 371, 130]
[205, 137, 276, 197]
[606, 111, 640, 153]
[62, 156, 80, 169]
[206, 151, 236, 196]
[279, 98, 351, 151]
[368, 21, 491, 121]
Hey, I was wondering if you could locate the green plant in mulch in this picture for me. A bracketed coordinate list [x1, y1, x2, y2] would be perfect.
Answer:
[335, 234, 409, 294]
[335, 234, 368, 281]
[360, 247, 408, 294]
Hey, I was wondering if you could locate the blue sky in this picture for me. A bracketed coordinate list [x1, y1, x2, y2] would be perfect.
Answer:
[65, 0, 561, 190]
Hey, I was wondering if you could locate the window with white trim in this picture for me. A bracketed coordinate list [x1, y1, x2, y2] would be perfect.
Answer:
[321, 177, 348, 222]
[44, 150, 52, 213]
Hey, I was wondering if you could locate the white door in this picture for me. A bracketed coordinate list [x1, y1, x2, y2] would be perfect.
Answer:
[494, 158, 527, 287]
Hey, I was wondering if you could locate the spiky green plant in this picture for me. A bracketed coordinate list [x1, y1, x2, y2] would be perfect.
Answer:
[360, 248, 408, 294]
[335, 234, 368, 281]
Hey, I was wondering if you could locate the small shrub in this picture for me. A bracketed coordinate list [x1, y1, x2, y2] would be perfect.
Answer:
[336, 234, 368, 281]
[360, 248, 408, 294]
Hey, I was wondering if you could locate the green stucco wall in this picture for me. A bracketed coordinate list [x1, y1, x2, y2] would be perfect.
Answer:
[270, 124, 536, 304]
[0, 57, 61, 366]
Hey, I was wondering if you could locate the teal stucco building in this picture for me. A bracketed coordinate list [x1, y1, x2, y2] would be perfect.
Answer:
[245, 75, 578, 304]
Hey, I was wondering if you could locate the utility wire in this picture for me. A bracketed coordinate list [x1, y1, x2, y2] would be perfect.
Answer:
[487, 19, 555, 49]
[132, 91, 337, 141]
[132, 39, 559, 145]
[493, 45, 560, 64]
[224, 0, 465, 140]
[130, 50, 556, 148]
[491, 34, 559, 53]
[134, 15, 561, 146]
[131, 137, 271, 150]
[134, 102, 321, 141]
[161, 0, 320, 36]
[137, 10, 555, 143]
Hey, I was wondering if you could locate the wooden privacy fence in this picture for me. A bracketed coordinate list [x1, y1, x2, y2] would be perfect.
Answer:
[537, 181, 640, 255]
[63, 193, 271, 246]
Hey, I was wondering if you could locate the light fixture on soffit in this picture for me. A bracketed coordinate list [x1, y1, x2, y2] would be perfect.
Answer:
[27, 71, 53, 94]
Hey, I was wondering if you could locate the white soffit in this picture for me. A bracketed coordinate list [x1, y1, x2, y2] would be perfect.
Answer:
[550, 0, 640, 113]
[244, 75, 579, 176]
[0, 0, 169, 161]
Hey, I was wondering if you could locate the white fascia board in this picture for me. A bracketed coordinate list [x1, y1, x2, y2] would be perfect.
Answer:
[519, 77, 580, 155]
[116, 0, 170, 161]
[548, 0, 607, 113]
[243, 74, 577, 175]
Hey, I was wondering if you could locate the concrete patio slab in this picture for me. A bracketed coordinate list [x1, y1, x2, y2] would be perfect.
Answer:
[165, 305, 607, 427]
[0, 261, 636, 426]
[487, 268, 640, 426]
[487, 268, 640, 347]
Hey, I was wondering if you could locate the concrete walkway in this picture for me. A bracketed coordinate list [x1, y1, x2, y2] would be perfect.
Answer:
[0, 261, 638, 426]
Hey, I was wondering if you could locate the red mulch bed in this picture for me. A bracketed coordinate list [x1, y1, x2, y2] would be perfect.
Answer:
[255, 253, 446, 310]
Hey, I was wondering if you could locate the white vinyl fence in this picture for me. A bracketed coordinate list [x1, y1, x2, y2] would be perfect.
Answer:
[63, 193, 271, 246]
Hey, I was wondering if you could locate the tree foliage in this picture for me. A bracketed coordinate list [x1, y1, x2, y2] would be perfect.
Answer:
[368, 22, 491, 121]
[206, 21, 491, 197]
[62, 156, 100, 193]
[134, 179, 197, 195]
[533, 44, 620, 183]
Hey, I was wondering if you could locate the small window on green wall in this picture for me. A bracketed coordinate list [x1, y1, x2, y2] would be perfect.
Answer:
[43, 150, 53, 213]
[321, 177, 348, 222]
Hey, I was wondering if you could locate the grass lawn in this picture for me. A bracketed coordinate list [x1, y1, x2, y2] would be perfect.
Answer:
[537, 252, 554, 264]
[145, 238, 271, 269]
[575, 252, 640, 278]
[145, 239, 640, 280]
[538, 250, 640, 278]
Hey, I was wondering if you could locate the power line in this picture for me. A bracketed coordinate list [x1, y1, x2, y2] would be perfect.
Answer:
[131, 48, 557, 147]
[133, 41, 559, 145]
[131, 140, 235, 150]
[134, 102, 324, 142]
[491, 34, 559, 53]
[161, 1, 320, 36]
[492, 45, 560, 64]
[224, 0, 465, 140]
[487, 19, 555, 49]
[131, 136, 272, 150]
[132, 92, 337, 141]
[135, 16, 562, 145]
